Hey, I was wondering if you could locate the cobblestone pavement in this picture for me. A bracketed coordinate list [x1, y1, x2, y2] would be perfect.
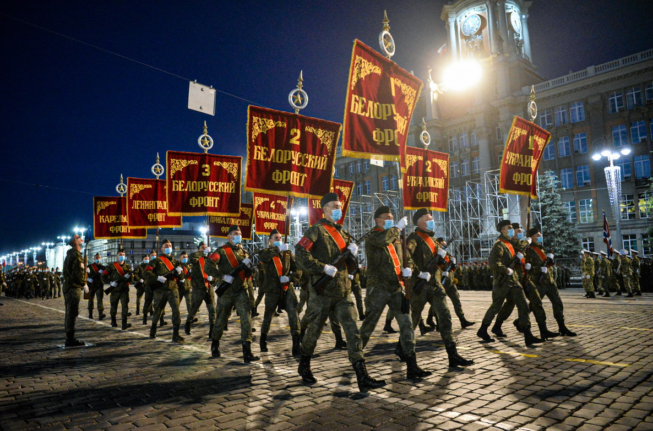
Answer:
[1, 288, 652, 431]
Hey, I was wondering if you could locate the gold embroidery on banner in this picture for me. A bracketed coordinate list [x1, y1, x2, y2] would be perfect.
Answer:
[434, 159, 448, 178]
[254, 196, 270, 210]
[335, 185, 351, 197]
[392, 77, 417, 116]
[405, 155, 423, 171]
[351, 56, 381, 90]
[129, 184, 153, 199]
[170, 159, 199, 179]
[213, 161, 239, 178]
[277, 199, 288, 210]
[96, 201, 116, 214]
[251, 117, 287, 141]
[241, 207, 253, 218]
[305, 126, 336, 153]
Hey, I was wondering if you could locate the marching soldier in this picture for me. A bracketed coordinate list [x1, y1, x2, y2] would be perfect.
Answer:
[49, 268, 58, 299]
[185, 248, 220, 337]
[62, 235, 86, 347]
[191, 241, 209, 263]
[258, 229, 302, 356]
[23, 268, 38, 299]
[359, 206, 431, 379]
[618, 249, 634, 297]
[631, 250, 642, 295]
[85, 253, 106, 320]
[351, 269, 366, 320]
[599, 251, 611, 297]
[101, 248, 133, 330]
[133, 255, 148, 315]
[178, 251, 193, 311]
[592, 252, 602, 295]
[144, 239, 185, 342]
[142, 250, 165, 326]
[406, 208, 473, 368]
[210, 226, 258, 362]
[477, 220, 541, 346]
[581, 250, 595, 298]
[55, 267, 62, 297]
[295, 193, 385, 392]
[436, 237, 475, 329]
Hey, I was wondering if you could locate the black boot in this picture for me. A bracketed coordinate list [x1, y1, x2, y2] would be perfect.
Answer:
[383, 320, 397, 334]
[477, 323, 494, 342]
[211, 339, 220, 357]
[626, 292, 634, 297]
[513, 319, 525, 334]
[635, 291, 642, 296]
[425, 316, 437, 329]
[242, 341, 260, 362]
[603, 291, 611, 297]
[524, 328, 544, 346]
[143, 314, 148, 325]
[111, 316, 118, 328]
[445, 342, 474, 367]
[172, 326, 184, 343]
[334, 330, 347, 350]
[291, 334, 300, 357]
[223, 320, 229, 331]
[251, 308, 259, 318]
[89, 309, 93, 319]
[298, 355, 317, 384]
[460, 317, 476, 329]
[352, 360, 386, 393]
[260, 333, 268, 352]
[98, 312, 106, 320]
[65, 331, 85, 347]
[406, 354, 432, 379]
[394, 341, 407, 362]
[122, 318, 131, 330]
[419, 320, 434, 336]
[589, 292, 596, 298]
[208, 321, 214, 339]
[149, 322, 157, 339]
[616, 291, 622, 296]
[159, 317, 167, 327]
[491, 320, 506, 337]
[557, 319, 577, 336]
[184, 321, 191, 336]
[538, 322, 559, 341]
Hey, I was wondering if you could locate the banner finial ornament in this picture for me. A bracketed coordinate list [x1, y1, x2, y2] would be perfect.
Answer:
[379, 10, 395, 58]
[289, 70, 309, 114]
[198, 121, 214, 153]
[420, 118, 431, 147]
[116, 174, 127, 197]
[529, 85, 538, 122]
[152, 152, 164, 179]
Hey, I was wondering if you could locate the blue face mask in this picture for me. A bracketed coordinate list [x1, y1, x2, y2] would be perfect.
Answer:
[426, 220, 435, 231]
[164, 248, 172, 255]
[118, 255, 125, 262]
[517, 232, 524, 240]
[507, 229, 515, 238]
[384, 219, 395, 230]
[273, 241, 283, 247]
[182, 258, 188, 264]
[143, 259, 149, 264]
[537, 236, 543, 244]
[94, 259, 100, 264]
[330, 209, 342, 221]
[232, 235, 242, 244]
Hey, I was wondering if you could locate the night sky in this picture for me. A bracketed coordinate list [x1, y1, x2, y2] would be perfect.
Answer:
[1, 0, 652, 259]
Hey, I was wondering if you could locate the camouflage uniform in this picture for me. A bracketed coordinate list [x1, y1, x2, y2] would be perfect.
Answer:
[63, 248, 85, 333]
[443, 263, 471, 326]
[593, 256, 602, 293]
[178, 261, 193, 311]
[632, 255, 641, 293]
[55, 270, 63, 297]
[186, 256, 219, 333]
[351, 271, 365, 319]
[144, 253, 183, 332]
[581, 255, 594, 294]
[86, 262, 105, 317]
[23, 271, 38, 299]
[619, 255, 633, 295]
[528, 243, 567, 323]
[101, 261, 133, 326]
[133, 262, 147, 315]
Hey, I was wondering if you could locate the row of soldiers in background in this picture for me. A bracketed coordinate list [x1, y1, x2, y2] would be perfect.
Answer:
[451, 262, 572, 291]
[581, 249, 648, 298]
[2, 266, 62, 299]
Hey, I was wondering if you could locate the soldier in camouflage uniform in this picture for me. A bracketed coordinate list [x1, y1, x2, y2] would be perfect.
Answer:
[62, 235, 86, 347]
[599, 251, 611, 297]
[617, 249, 634, 297]
[55, 267, 62, 297]
[85, 253, 106, 320]
[144, 240, 185, 342]
[581, 250, 596, 298]
[133, 255, 148, 315]
[406, 208, 474, 368]
[185, 248, 220, 337]
[258, 229, 302, 356]
[295, 193, 386, 392]
[477, 220, 541, 346]
[101, 248, 133, 330]
[436, 237, 475, 329]
[177, 251, 192, 312]
[591, 252, 602, 295]
[351, 270, 365, 320]
[23, 268, 38, 299]
[483, 262, 493, 290]
[210, 226, 259, 362]
[631, 250, 642, 295]
[142, 250, 165, 326]
[358, 206, 431, 379]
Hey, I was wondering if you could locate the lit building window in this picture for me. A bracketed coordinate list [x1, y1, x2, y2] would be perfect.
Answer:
[612, 124, 629, 147]
[558, 136, 571, 157]
[561, 168, 573, 190]
[539, 109, 553, 128]
[543, 142, 555, 161]
[626, 86, 643, 109]
[631, 120, 648, 144]
[615, 158, 632, 181]
[639, 193, 651, 219]
[582, 237, 595, 252]
[472, 156, 480, 174]
[620, 194, 636, 220]
[563, 201, 577, 222]
[635, 155, 651, 179]
[609, 91, 624, 113]
[554, 105, 568, 126]
[576, 165, 591, 187]
[570, 101, 585, 123]
[461, 159, 470, 176]
[573, 133, 587, 153]
[579, 199, 594, 223]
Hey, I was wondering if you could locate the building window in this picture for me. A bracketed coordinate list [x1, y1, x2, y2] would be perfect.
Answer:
[646, 82, 653, 103]
[142, 241, 146, 249]
[460, 132, 469, 148]
[364, 160, 369, 171]
[382, 176, 388, 192]
[563, 201, 577, 222]
[364, 180, 370, 195]
[496, 127, 503, 142]
[620, 194, 636, 220]
[390, 175, 397, 190]
[471, 130, 478, 146]
[573, 133, 587, 154]
[472, 156, 480, 174]
[643, 234, 652, 255]
[451, 161, 459, 178]
[622, 234, 637, 251]
[612, 124, 629, 147]
[461, 159, 470, 176]
[349, 163, 354, 175]
[561, 168, 573, 190]
[449, 135, 458, 152]
[539, 109, 553, 128]
[615, 158, 632, 181]
[635, 155, 651, 179]
[631, 120, 648, 144]
[609, 91, 624, 113]
[554, 105, 568, 126]
[626, 86, 643, 110]
[356, 160, 361, 173]
[638, 193, 651, 219]
[582, 237, 595, 252]
[576, 165, 591, 187]
[579, 199, 594, 223]
[334, 166, 339, 178]
[558, 136, 571, 157]
[543, 142, 555, 161]
[497, 151, 503, 166]
[570, 101, 585, 123]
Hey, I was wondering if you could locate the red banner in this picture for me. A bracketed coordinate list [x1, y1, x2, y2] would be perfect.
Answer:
[166, 151, 242, 216]
[126, 177, 182, 228]
[308, 179, 354, 225]
[499, 116, 552, 199]
[208, 203, 253, 240]
[93, 196, 147, 240]
[342, 40, 423, 170]
[245, 106, 340, 199]
[402, 147, 449, 211]
[253, 193, 289, 236]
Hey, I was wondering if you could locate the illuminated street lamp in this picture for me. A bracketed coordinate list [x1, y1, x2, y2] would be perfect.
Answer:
[31, 247, 41, 267]
[290, 206, 307, 240]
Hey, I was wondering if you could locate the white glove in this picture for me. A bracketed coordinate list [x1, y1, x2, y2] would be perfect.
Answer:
[541, 267, 548, 273]
[83, 285, 89, 293]
[451, 257, 457, 265]
[207, 275, 213, 282]
[506, 268, 514, 276]
[547, 253, 554, 260]
[324, 265, 338, 277]
[242, 258, 252, 267]
[437, 249, 447, 258]
[204, 247, 211, 255]
[442, 271, 449, 278]
[402, 267, 412, 277]
[527, 238, 532, 244]
[516, 252, 524, 260]
[347, 243, 358, 256]
[279, 243, 289, 251]
[524, 263, 532, 270]
[348, 274, 354, 280]
[87, 278, 93, 283]
[176, 266, 183, 274]
[140, 279, 144, 283]
[86, 267, 90, 273]
[395, 216, 408, 230]
[157, 276, 166, 283]
[124, 273, 130, 279]
[222, 274, 234, 284]
[418, 271, 431, 282]
[110, 281, 117, 287]
[586, 274, 590, 279]
[280, 275, 290, 283]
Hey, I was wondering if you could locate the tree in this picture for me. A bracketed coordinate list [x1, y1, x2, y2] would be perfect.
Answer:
[533, 171, 580, 257]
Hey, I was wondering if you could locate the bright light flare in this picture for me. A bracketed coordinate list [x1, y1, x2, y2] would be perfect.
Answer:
[601, 150, 611, 157]
[620, 148, 631, 156]
[442, 60, 483, 91]
[592, 154, 601, 161]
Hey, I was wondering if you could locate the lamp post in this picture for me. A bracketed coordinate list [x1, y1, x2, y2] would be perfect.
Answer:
[57, 235, 70, 270]
[592, 145, 632, 250]
[290, 206, 307, 242]
[31, 247, 41, 267]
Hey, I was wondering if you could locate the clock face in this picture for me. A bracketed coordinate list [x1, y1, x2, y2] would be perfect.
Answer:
[511, 12, 522, 34]
[461, 14, 481, 37]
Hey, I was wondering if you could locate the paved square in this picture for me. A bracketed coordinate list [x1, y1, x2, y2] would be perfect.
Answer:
[1, 289, 652, 430]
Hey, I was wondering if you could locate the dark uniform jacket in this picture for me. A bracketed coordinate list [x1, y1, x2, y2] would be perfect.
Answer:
[63, 248, 85, 289]
[259, 246, 301, 294]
